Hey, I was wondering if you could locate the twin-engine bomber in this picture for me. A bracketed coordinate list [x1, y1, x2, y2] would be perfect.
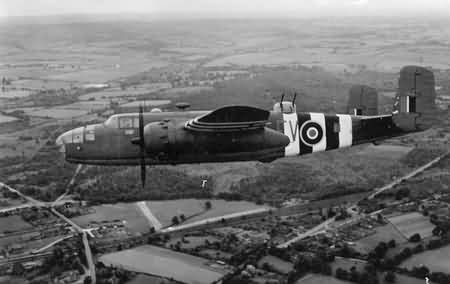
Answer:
[56, 66, 437, 186]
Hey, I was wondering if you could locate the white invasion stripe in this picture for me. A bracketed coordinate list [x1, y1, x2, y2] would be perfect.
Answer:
[309, 113, 327, 152]
[337, 114, 352, 148]
[283, 113, 300, 156]
[406, 96, 410, 113]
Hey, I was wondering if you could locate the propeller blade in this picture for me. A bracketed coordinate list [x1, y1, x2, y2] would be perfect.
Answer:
[140, 159, 146, 188]
[139, 105, 146, 188]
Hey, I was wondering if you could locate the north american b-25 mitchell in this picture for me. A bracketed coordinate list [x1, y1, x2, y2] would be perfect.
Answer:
[56, 66, 437, 186]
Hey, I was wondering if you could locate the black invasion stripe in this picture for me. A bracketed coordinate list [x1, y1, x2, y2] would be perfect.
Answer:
[297, 113, 313, 154]
[325, 114, 339, 150]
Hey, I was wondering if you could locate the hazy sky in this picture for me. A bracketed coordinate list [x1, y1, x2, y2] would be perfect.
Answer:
[1, 0, 450, 18]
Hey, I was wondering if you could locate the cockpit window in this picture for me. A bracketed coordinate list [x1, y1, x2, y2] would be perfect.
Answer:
[104, 116, 118, 128]
[119, 117, 133, 129]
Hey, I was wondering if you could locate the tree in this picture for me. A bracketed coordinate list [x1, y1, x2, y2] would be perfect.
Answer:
[172, 216, 180, 225]
[384, 271, 397, 283]
[409, 233, 421, 243]
[84, 276, 92, 284]
[388, 239, 397, 248]
[349, 266, 360, 282]
[411, 265, 430, 278]
[432, 226, 442, 236]
[336, 268, 348, 280]
[12, 262, 25, 276]
[205, 201, 212, 210]
[180, 214, 186, 222]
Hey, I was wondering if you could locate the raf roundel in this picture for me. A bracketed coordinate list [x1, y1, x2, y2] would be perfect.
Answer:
[300, 120, 324, 146]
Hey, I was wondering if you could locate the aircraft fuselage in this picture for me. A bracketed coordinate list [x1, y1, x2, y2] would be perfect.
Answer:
[57, 109, 404, 166]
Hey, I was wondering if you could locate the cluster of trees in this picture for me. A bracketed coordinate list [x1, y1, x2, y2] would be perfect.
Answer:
[367, 240, 397, 262]
[368, 235, 450, 270]
[12, 242, 87, 281]
[335, 264, 379, 284]
[78, 167, 212, 205]
[95, 262, 135, 284]
[286, 252, 333, 284]
[20, 207, 52, 223]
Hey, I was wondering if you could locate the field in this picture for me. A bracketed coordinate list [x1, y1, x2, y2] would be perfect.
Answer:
[258, 255, 293, 274]
[78, 83, 172, 101]
[119, 100, 171, 108]
[160, 86, 215, 98]
[0, 90, 32, 98]
[388, 212, 435, 239]
[296, 274, 351, 284]
[330, 257, 367, 274]
[10, 101, 109, 119]
[145, 199, 268, 227]
[354, 223, 407, 254]
[0, 276, 28, 284]
[0, 114, 18, 123]
[400, 245, 450, 273]
[71, 203, 149, 234]
[0, 215, 33, 233]
[126, 274, 175, 284]
[99, 245, 230, 284]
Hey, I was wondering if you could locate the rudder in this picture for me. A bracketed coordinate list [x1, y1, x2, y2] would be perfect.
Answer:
[393, 66, 438, 131]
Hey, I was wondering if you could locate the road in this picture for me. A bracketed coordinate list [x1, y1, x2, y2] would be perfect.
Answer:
[1, 175, 96, 283]
[53, 164, 84, 205]
[277, 217, 336, 248]
[368, 151, 449, 199]
[32, 234, 74, 254]
[159, 208, 269, 234]
[278, 151, 450, 248]
[0, 181, 43, 206]
[82, 232, 96, 284]
[50, 208, 96, 283]
[136, 201, 162, 231]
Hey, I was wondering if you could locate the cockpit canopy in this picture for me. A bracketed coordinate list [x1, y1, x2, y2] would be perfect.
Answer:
[273, 101, 297, 114]
[104, 114, 139, 129]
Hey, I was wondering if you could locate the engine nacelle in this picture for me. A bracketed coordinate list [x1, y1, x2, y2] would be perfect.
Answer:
[143, 120, 290, 160]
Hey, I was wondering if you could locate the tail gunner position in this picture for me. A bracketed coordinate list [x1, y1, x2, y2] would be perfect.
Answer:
[56, 66, 437, 186]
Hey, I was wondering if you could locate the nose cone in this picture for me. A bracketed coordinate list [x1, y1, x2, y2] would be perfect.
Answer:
[56, 127, 84, 152]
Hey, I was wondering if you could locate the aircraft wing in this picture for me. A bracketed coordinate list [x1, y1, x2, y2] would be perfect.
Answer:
[184, 105, 270, 132]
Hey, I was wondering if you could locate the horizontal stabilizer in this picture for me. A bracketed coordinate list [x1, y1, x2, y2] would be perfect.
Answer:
[185, 105, 270, 132]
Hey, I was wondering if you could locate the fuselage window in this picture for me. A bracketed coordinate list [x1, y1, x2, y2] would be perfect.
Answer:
[119, 117, 133, 129]
[133, 117, 139, 129]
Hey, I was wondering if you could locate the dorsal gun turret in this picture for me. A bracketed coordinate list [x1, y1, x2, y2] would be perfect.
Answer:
[273, 93, 297, 114]
[347, 85, 378, 116]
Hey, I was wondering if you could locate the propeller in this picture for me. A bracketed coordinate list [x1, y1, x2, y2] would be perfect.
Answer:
[131, 105, 147, 188]
[280, 93, 285, 112]
[139, 105, 146, 188]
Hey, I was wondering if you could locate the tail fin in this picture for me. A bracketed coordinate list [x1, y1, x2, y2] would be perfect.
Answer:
[393, 66, 437, 131]
[347, 85, 378, 116]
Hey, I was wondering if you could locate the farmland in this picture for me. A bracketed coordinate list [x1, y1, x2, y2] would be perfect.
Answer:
[400, 245, 450, 274]
[0, 215, 33, 233]
[296, 274, 351, 284]
[99, 245, 230, 284]
[354, 223, 407, 254]
[388, 212, 435, 239]
[146, 199, 268, 227]
[71, 203, 149, 234]
[258, 255, 293, 274]
[0, 114, 18, 123]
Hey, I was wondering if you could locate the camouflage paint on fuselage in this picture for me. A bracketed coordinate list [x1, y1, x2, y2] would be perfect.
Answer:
[62, 109, 405, 166]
